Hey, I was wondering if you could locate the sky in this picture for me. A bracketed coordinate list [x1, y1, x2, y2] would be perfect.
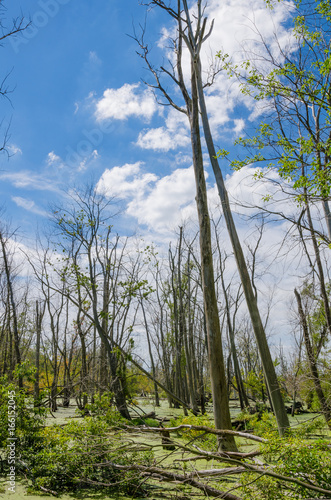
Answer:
[0, 0, 296, 234]
[0, 0, 304, 342]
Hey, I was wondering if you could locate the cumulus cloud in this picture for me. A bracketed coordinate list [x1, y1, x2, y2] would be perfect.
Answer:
[136, 126, 190, 151]
[96, 160, 299, 236]
[126, 166, 198, 231]
[94, 160, 307, 340]
[225, 165, 298, 217]
[95, 83, 157, 122]
[203, 0, 295, 131]
[96, 162, 158, 198]
[92, 2, 294, 149]
[136, 108, 190, 152]
[96, 162, 199, 232]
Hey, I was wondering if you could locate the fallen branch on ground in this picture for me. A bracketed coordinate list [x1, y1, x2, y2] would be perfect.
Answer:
[100, 462, 243, 500]
[121, 423, 267, 443]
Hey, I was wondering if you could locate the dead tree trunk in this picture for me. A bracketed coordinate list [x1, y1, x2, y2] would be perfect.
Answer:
[34, 300, 45, 403]
[0, 231, 22, 388]
[294, 288, 331, 428]
[137, 0, 237, 451]
[189, 60, 237, 451]
[189, 14, 289, 435]
[140, 294, 160, 407]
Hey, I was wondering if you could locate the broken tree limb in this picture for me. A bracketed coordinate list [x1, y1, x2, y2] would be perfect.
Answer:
[100, 462, 242, 499]
[122, 423, 267, 444]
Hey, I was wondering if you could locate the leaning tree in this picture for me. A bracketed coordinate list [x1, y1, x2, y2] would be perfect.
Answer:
[138, 0, 289, 437]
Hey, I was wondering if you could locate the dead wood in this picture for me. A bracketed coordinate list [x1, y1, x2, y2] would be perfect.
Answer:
[122, 423, 267, 443]
[100, 462, 243, 499]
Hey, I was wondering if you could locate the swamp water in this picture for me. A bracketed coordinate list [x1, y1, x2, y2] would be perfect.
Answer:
[0, 398, 320, 499]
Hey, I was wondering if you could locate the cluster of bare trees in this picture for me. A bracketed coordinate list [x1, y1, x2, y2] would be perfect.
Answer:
[1, 0, 331, 461]
[0, 180, 330, 434]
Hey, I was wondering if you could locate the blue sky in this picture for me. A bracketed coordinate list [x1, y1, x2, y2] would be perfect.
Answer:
[1, 1, 160, 233]
[1, 0, 308, 342]
[0, 0, 295, 244]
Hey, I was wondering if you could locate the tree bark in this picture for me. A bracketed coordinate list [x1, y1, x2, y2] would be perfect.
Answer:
[294, 288, 331, 428]
[194, 54, 289, 436]
[34, 300, 45, 403]
[140, 295, 160, 406]
[0, 231, 22, 388]
[188, 59, 237, 451]
[178, 227, 199, 414]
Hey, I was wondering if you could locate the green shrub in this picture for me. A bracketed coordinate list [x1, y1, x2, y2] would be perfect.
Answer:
[236, 409, 278, 437]
[169, 413, 217, 449]
[290, 415, 327, 438]
[1, 384, 153, 496]
[241, 428, 331, 499]
[77, 392, 129, 427]
[0, 378, 46, 451]
[22, 418, 154, 495]
[130, 417, 159, 427]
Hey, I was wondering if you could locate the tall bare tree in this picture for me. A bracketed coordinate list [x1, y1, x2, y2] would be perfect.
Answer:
[294, 287, 331, 428]
[137, 1, 237, 450]
[183, 0, 289, 435]
[140, 0, 289, 436]
[0, 228, 22, 388]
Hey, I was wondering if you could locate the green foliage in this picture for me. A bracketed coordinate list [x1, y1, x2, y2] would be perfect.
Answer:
[130, 417, 159, 427]
[125, 366, 155, 396]
[169, 413, 217, 449]
[12, 360, 37, 383]
[0, 377, 46, 449]
[77, 392, 129, 427]
[217, 0, 331, 202]
[0, 382, 153, 495]
[244, 370, 267, 401]
[22, 418, 154, 495]
[236, 409, 278, 437]
[240, 417, 331, 499]
[290, 415, 327, 438]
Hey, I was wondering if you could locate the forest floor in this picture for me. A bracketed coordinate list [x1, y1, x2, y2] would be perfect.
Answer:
[0, 398, 324, 500]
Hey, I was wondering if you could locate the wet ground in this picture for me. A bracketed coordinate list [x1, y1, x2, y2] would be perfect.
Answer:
[0, 398, 322, 499]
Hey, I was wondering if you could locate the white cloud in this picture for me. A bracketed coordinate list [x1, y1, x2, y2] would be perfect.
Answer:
[96, 162, 199, 232]
[77, 149, 99, 172]
[12, 196, 47, 216]
[0, 171, 61, 192]
[46, 147, 99, 175]
[91, 2, 295, 151]
[95, 83, 157, 122]
[233, 118, 246, 135]
[136, 107, 190, 152]
[47, 151, 62, 166]
[203, 0, 295, 131]
[153, 0, 295, 138]
[96, 162, 158, 198]
[225, 165, 298, 217]
[136, 126, 190, 151]
[7, 144, 22, 156]
[95, 159, 312, 346]
[126, 166, 198, 231]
